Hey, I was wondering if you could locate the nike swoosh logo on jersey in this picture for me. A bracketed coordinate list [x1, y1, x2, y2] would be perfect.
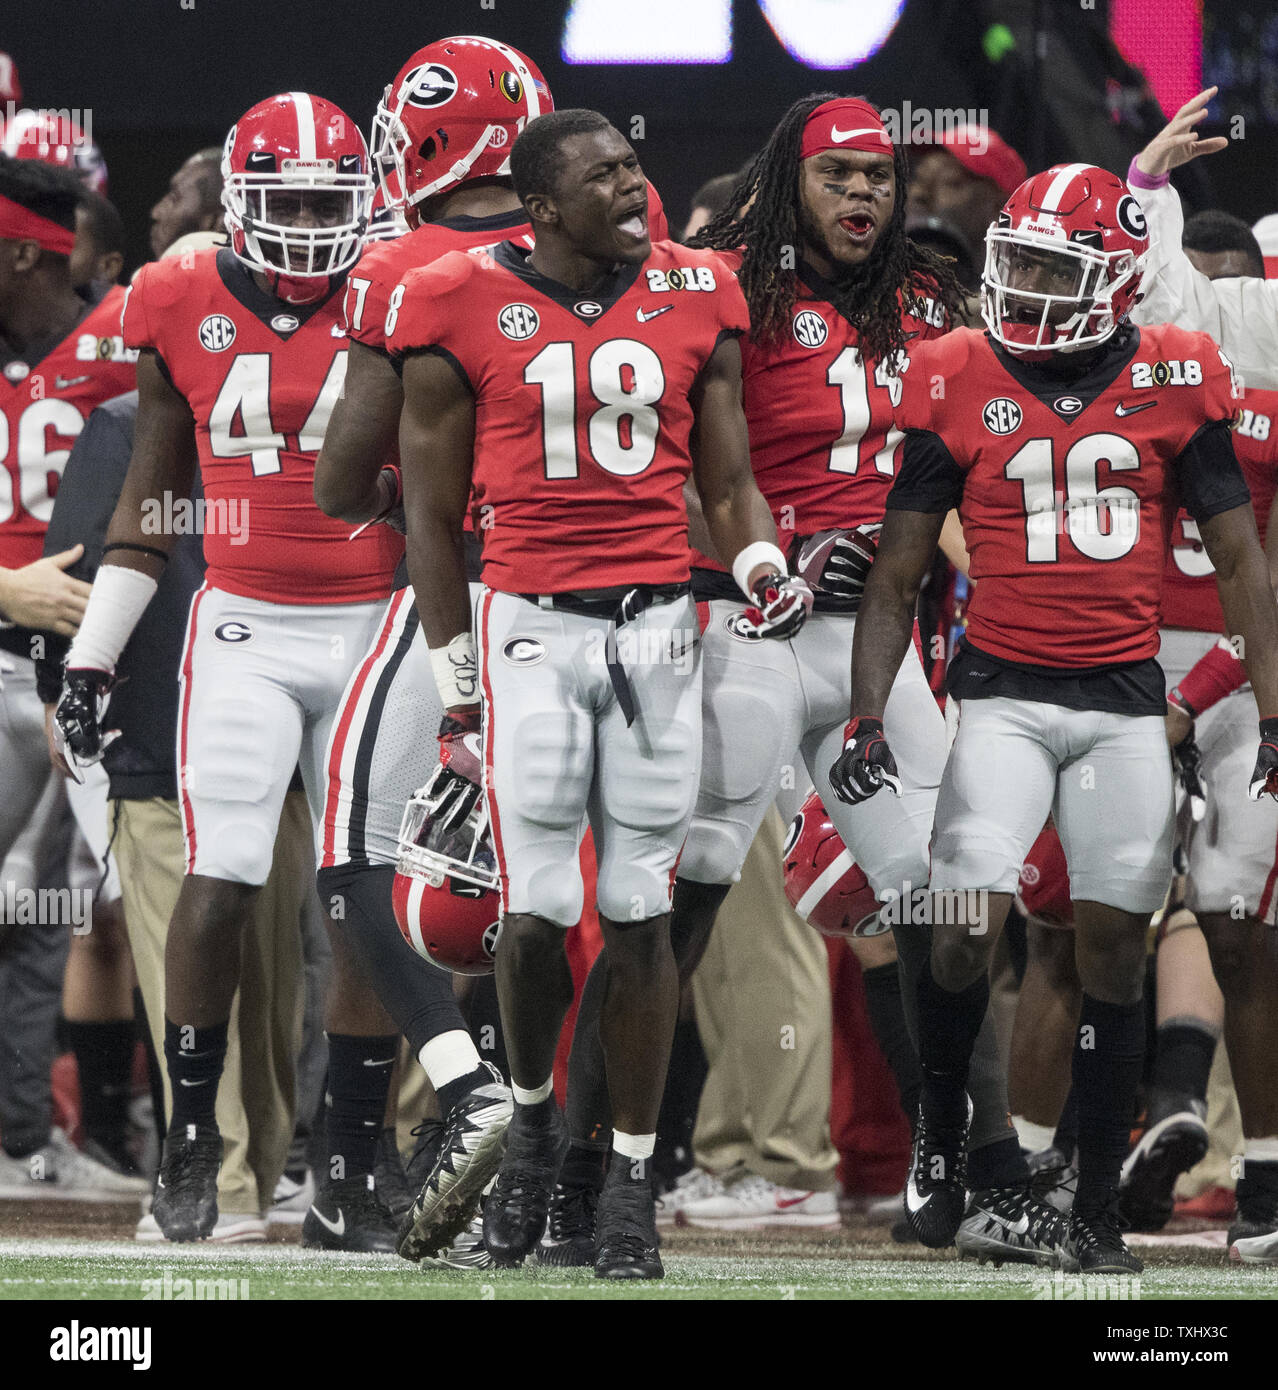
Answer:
[636, 305, 673, 323]
[976, 1207, 1030, 1236]
[310, 1206, 345, 1237]
[1115, 399, 1157, 417]
[363, 1057, 396, 1067]
[55, 374, 92, 389]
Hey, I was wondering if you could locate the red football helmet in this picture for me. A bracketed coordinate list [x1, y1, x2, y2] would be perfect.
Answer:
[371, 35, 552, 223]
[2, 109, 108, 193]
[782, 792, 885, 939]
[392, 771, 502, 976]
[1015, 823, 1073, 928]
[221, 92, 373, 305]
[982, 163, 1147, 359]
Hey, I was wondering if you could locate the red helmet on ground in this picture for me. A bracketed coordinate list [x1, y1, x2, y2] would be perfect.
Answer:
[392, 772, 502, 975]
[2, 109, 108, 193]
[1015, 823, 1073, 928]
[981, 162, 1147, 359]
[783, 792, 885, 939]
[221, 92, 372, 305]
[371, 35, 552, 223]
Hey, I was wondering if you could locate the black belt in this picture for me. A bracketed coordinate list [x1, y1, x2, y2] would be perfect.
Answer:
[516, 583, 691, 727]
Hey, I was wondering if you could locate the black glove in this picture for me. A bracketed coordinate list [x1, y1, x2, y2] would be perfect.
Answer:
[741, 571, 814, 641]
[828, 716, 902, 805]
[790, 525, 880, 606]
[1171, 726, 1206, 822]
[1249, 717, 1278, 801]
[53, 667, 117, 783]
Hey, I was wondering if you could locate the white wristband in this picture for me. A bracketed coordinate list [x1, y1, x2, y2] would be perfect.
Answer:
[429, 631, 479, 709]
[732, 541, 787, 600]
[66, 564, 159, 673]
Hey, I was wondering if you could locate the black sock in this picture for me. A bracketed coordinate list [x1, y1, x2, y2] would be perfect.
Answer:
[561, 1139, 608, 1191]
[1053, 1086, 1078, 1159]
[462, 973, 508, 1081]
[968, 1134, 1030, 1190]
[437, 1065, 492, 1116]
[608, 1148, 653, 1186]
[565, 953, 612, 1147]
[164, 1018, 228, 1129]
[1072, 994, 1145, 1208]
[65, 1019, 135, 1150]
[654, 1016, 707, 1186]
[324, 1033, 397, 1185]
[1151, 1019, 1216, 1105]
[916, 958, 989, 1109]
[862, 962, 923, 1127]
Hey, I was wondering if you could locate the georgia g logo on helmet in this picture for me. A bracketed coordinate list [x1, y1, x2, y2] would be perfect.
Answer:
[400, 63, 458, 109]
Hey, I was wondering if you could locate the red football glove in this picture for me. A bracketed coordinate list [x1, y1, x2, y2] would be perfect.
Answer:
[742, 572, 814, 641]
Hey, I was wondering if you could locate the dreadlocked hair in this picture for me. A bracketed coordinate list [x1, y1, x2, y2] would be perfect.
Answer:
[691, 93, 968, 365]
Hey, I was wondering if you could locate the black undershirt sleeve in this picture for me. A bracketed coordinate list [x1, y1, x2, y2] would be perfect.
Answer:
[1173, 419, 1252, 524]
[886, 429, 966, 514]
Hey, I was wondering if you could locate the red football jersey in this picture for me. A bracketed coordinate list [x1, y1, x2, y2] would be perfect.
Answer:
[1, 288, 137, 568]
[1161, 388, 1278, 633]
[389, 239, 749, 592]
[691, 262, 948, 571]
[122, 250, 401, 605]
[893, 325, 1242, 667]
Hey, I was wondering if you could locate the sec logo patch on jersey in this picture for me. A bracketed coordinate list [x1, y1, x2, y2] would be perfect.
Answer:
[792, 309, 829, 349]
[983, 397, 1023, 435]
[199, 314, 237, 352]
[498, 303, 539, 341]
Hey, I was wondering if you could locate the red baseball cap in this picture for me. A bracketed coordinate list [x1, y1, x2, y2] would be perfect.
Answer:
[931, 125, 1026, 196]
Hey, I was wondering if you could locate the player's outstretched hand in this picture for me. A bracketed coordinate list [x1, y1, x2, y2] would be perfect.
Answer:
[743, 572, 813, 640]
[1249, 718, 1278, 801]
[52, 667, 118, 784]
[1135, 87, 1229, 180]
[0, 546, 90, 636]
[829, 716, 902, 805]
[790, 525, 880, 605]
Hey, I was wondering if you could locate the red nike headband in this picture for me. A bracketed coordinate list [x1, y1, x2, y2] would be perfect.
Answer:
[799, 99, 893, 161]
[0, 193, 76, 255]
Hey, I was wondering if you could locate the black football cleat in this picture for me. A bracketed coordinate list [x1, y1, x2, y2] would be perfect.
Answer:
[537, 1177, 602, 1267]
[956, 1185, 1069, 1267]
[303, 1174, 397, 1253]
[1061, 1194, 1144, 1275]
[1119, 1098, 1208, 1233]
[153, 1122, 222, 1242]
[1227, 1161, 1278, 1250]
[482, 1101, 568, 1267]
[398, 1063, 513, 1262]
[904, 1090, 972, 1248]
[594, 1163, 663, 1281]
[1026, 1144, 1078, 1214]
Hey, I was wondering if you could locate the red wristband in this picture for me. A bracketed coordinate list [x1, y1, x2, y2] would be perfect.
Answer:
[1173, 639, 1246, 718]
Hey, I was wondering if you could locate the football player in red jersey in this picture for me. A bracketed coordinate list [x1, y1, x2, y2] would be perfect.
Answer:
[0, 154, 135, 869]
[313, 37, 549, 1266]
[53, 94, 412, 1247]
[834, 163, 1278, 1274]
[550, 96, 1064, 1270]
[314, 38, 672, 1267]
[391, 107, 810, 1277]
[1117, 214, 1278, 1262]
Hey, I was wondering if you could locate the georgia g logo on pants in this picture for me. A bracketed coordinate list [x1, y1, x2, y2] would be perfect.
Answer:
[214, 621, 253, 644]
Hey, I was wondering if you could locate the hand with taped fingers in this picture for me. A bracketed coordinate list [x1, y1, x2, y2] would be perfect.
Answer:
[1135, 86, 1229, 180]
[828, 715, 902, 805]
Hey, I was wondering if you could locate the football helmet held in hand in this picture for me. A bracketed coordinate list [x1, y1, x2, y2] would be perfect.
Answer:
[783, 793, 885, 939]
[393, 769, 501, 975]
